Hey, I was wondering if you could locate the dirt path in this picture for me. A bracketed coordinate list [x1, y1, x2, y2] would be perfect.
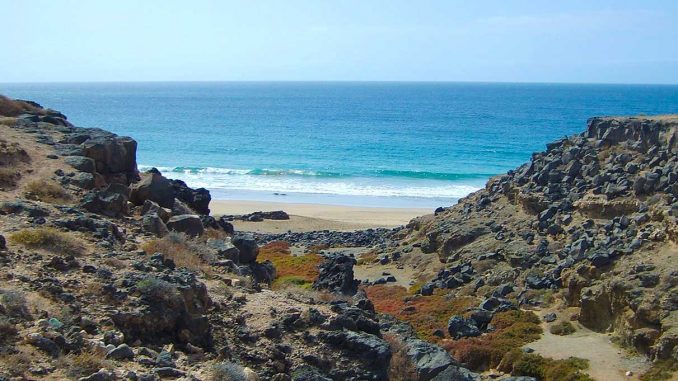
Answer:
[526, 320, 650, 380]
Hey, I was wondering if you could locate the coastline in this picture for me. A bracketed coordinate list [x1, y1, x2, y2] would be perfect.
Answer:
[209, 199, 431, 232]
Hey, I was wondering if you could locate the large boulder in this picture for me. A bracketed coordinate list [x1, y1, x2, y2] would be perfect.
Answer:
[64, 156, 96, 173]
[166, 215, 204, 237]
[232, 234, 259, 264]
[130, 169, 175, 208]
[313, 254, 359, 295]
[405, 338, 456, 381]
[319, 330, 391, 369]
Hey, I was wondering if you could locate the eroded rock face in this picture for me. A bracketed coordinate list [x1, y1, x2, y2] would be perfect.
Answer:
[80, 131, 138, 184]
[166, 214, 204, 237]
[80, 183, 130, 217]
[130, 169, 176, 209]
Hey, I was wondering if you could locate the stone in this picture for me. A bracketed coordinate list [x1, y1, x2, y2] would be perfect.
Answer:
[171, 179, 211, 215]
[80, 184, 130, 217]
[543, 312, 557, 322]
[405, 338, 455, 381]
[107, 343, 134, 360]
[0, 234, 5, 250]
[142, 213, 169, 237]
[166, 214, 204, 237]
[78, 369, 116, 381]
[447, 316, 480, 340]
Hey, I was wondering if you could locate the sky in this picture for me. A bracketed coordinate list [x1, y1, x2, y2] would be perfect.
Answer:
[1, 0, 677, 84]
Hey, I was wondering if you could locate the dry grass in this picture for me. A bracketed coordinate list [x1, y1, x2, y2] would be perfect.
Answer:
[0, 351, 31, 377]
[365, 284, 477, 342]
[258, 241, 323, 290]
[209, 361, 248, 381]
[384, 333, 418, 381]
[0, 95, 43, 117]
[24, 178, 71, 203]
[0, 289, 30, 319]
[142, 232, 214, 273]
[0, 116, 17, 126]
[0, 167, 20, 187]
[9, 227, 85, 256]
[59, 349, 113, 379]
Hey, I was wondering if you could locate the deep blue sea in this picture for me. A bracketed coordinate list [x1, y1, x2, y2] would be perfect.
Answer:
[2, 82, 678, 208]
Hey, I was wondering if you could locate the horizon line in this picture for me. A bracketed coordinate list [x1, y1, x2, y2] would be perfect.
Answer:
[2, 79, 678, 86]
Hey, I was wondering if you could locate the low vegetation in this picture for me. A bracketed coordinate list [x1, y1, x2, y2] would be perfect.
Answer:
[60, 349, 113, 379]
[499, 351, 593, 381]
[9, 227, 84, 256]
[258, 241, 323, 289]
[142, 232, 214, 272]
[0, 290, 30, 319]
[443, 310, 542, 370]
[0, 95, 43, 117]
[640, 359, 678, 381]
[24, 178, 71, 203]
[365, 284, 477, 342]
[549, 321, 576, 336]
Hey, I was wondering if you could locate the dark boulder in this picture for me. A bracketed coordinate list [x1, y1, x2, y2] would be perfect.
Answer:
[447, 316, 480, 340]
[130, 170, 175, 209]
[232, 234, 259, 264]
[166, 215, 204, 237]
[80, 184, 130, 217]
[171, 179, 211, 215]
[313, 254, 359, 295]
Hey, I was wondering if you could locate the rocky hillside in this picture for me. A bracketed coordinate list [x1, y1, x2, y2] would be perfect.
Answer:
[386, 115, 677, 372]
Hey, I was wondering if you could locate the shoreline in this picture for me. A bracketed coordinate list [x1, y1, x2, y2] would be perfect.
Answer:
[209, 199, 431, 233]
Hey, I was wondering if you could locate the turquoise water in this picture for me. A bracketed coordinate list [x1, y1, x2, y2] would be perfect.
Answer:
[2, 82, 678, 208]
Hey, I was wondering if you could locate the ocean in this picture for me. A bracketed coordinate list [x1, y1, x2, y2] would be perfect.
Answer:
[2, 82, 678, 208]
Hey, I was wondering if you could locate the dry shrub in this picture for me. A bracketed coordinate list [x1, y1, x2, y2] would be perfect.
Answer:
[210, 360, 247, 381]
[24, 178, 71, 203]
[0, 290, 30, 319]
[356, 250, 379, 265]
[442, 310, 542, 370]
[0, 351, 31, 377]
[258, 241, 323, 289]
[0, 96, 43, 117]
[365, 285, 477, 342]
[142, 232, 214, 273]
[0, 139, 29, 166]
[9, 227, 85, 256]
[102, 257, 127, 269]
[0, 168, 20, 186]
[61, 349, 113, 379]
[0, 116, 17, 126]
[384, 333, 418, 381]
[0, 316, 18, 344]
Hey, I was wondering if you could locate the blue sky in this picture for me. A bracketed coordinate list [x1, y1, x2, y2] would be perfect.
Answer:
[2, 0, 677, 83]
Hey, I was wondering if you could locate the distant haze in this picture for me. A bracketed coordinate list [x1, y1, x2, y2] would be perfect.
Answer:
[2, 0, 677, 84]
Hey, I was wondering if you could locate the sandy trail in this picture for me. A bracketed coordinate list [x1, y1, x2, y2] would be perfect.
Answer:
[527, 320, 650, 380]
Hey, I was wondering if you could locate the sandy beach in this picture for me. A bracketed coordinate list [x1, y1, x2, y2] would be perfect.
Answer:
[210, 200, 431, 233]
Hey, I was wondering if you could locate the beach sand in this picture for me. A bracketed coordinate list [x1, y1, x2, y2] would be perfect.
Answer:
[209, 200, 431, 233]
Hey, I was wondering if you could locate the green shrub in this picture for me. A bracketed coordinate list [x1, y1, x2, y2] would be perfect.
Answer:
[549, 321, 576, 336]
